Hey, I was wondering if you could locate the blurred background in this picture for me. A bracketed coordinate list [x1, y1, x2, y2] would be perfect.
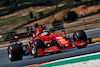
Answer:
[0, 0, 100, 45]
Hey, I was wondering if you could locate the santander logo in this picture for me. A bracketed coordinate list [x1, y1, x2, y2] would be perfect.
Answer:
[56, 36, 63, 39]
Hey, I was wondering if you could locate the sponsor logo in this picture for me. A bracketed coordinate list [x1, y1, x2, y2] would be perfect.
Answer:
[56, 36, 63, 39]
[59, 39, 67, 44]
[59, 39, 65, 41]
[78, 42, 86, 45]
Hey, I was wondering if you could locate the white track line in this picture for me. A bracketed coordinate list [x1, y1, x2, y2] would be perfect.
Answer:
[0, 47, 7, 50]
[40, 52, 100, 65]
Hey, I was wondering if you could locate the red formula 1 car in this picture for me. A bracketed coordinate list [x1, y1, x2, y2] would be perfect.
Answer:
[7, 29, 89, 61]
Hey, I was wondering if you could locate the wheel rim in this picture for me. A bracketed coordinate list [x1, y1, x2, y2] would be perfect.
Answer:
[8, 49, 11, 58]
[8, 47, 12, 60]
[32, 44, 36, 55]
[73, 34, 79, 41]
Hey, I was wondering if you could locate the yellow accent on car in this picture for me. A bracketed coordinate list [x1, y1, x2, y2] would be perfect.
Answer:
[59, 39, 65, 41]
[72, 44, 76, 47]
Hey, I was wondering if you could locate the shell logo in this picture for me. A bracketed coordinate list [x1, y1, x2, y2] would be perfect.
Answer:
[59, 39, 65, 41]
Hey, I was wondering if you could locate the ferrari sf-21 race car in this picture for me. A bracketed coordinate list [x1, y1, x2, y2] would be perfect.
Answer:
[7, 29, 90, 61]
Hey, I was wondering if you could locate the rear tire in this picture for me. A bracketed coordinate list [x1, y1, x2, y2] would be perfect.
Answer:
[73, 30, 87, 49]
[7, 44, 23, 62]
[33, 39, 45, 48]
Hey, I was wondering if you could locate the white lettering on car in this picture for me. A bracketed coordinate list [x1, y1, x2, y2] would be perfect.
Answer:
[56, 36, 63, 39]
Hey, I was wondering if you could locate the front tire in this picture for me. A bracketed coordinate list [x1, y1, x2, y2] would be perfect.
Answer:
[31, 43, 37, 57]
[31, 39, 44, 57]
[7, 44, 23, 61]
[73, 30, 87, 49]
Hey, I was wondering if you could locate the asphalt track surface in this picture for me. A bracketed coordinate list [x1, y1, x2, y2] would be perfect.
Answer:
[0, 28, 100, 67]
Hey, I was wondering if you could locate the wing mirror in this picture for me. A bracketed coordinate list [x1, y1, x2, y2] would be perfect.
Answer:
[61, 30, 65, 34]
[61, 30, 65, 32]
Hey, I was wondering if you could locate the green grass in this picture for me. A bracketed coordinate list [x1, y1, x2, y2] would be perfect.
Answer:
[15, 0, 99, 29]
[0, 0, 99, 33]
[0, 4, 63, 31]
[0, 5, 57, 26]
[0, 14, 29, 26]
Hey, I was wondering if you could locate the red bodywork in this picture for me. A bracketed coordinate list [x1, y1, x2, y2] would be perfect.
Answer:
[26, 29, 87, 56]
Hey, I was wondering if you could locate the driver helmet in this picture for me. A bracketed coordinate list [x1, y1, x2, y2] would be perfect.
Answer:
[42, 30, 49, 36]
